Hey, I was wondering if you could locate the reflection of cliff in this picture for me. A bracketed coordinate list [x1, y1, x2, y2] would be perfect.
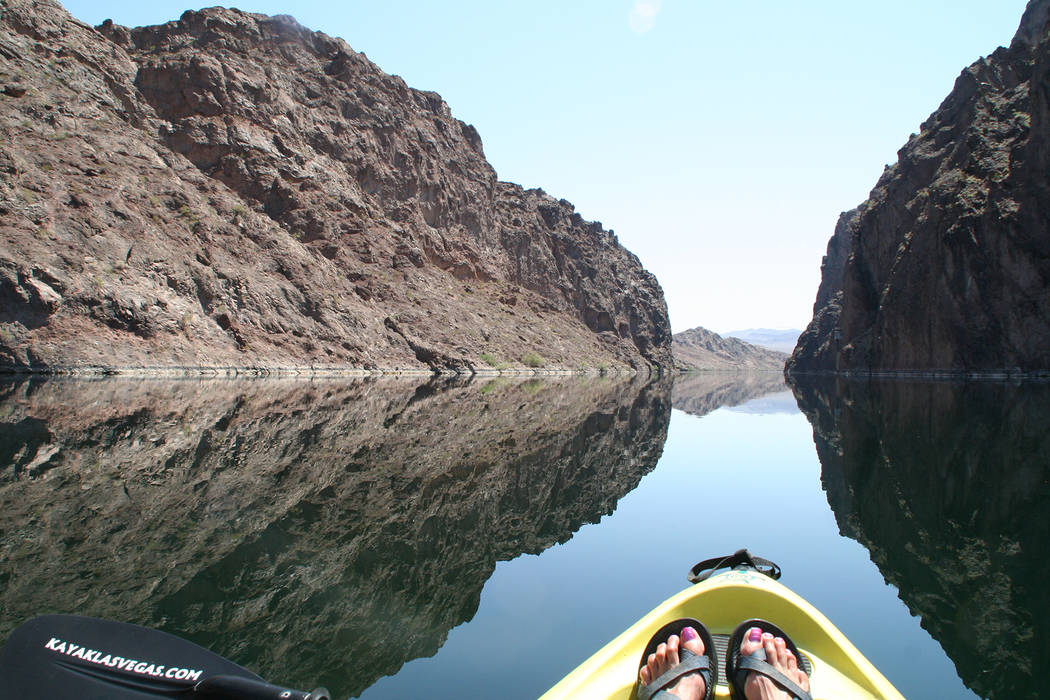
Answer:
[790, 377, 1050, 699]
[671, 372, 786, 418]
[0, 374, 671, 697]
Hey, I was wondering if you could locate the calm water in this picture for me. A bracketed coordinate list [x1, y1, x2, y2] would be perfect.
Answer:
[0, 373, 1045, 699]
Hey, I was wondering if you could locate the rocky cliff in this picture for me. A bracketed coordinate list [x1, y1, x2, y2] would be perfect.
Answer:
[0, 374, 671, 696]
[0, 0, 671, 373]
[672, 325, 787, 371]
[788, 0, 1050, 375]
[790, 377, 1049, 699]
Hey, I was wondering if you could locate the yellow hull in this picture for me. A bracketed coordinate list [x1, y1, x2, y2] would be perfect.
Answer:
[540, 570, 903, 700]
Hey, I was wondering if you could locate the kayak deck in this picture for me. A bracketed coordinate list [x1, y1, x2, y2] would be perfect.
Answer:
[539, 569, 903, 700]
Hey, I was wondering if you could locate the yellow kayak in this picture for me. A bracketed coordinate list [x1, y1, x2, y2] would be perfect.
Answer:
[540, 552, 903, 700]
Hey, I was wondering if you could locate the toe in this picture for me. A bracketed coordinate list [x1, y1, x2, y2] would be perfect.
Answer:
[773, 636, 788, 666]
[761, 632, 776, 663]
[666, 633, 682, 668]
[654, 642, 669, 675]
[799, 666, 812, 691]
[679, 626, 704, 656]
[739, 626, 762, 656]
[786, 650, 810, 693]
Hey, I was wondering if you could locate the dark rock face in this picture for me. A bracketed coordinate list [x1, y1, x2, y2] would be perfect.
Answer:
[672, 326, 787, 371]
[789, 377, 1050, 699]
[0, 374, 671, 696]
[0, 1, 670, 372]
[789, 0, 1050, 375]
[788, 210, 857, 370]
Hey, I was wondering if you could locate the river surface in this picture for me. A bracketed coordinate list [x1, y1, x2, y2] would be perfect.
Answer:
[0, 373, 1044, 699]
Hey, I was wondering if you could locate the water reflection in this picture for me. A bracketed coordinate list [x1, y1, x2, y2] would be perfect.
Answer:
[671, 371, 787, 418]
[790, 378, 1050, 699]
[0, 374, 671, 697]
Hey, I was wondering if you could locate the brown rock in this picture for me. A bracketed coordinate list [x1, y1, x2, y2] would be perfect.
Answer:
[0, 1, 670, 373]
[673, 325, 788, 371]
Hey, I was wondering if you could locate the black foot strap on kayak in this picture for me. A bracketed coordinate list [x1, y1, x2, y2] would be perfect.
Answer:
[687, 549, 781, 584]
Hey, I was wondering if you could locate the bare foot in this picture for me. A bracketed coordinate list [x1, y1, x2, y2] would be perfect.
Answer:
[638, 625, 708, 700]
[739, 627, 811, 700]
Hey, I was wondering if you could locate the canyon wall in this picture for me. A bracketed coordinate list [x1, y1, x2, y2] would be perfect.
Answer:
[0, 1, 670, 373]
[789, 0, 1050, 375]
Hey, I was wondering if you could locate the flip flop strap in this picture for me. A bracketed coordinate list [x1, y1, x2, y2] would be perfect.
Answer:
[638, 648, 711, 700]
[737, 654, 812, 700]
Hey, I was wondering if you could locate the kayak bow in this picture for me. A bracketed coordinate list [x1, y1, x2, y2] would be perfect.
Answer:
[540, 551, 903, 700]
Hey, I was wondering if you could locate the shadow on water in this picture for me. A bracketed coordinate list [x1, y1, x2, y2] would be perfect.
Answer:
[789, 377, 1050, 699]
[0, 373, 671, 697]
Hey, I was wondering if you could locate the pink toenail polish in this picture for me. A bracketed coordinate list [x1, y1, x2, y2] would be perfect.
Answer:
[682, 626, 698, 641]
[748, 628, 762, 642]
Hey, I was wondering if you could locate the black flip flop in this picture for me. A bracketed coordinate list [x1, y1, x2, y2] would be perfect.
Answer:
[726, 619, 812, 700]
[633, 617, 717, 700]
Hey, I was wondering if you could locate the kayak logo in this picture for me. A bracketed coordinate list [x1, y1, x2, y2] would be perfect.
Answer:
[43, 637, 203, 682]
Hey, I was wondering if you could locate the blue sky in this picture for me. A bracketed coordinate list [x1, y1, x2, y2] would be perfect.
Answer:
[61, 0, 1031, 333]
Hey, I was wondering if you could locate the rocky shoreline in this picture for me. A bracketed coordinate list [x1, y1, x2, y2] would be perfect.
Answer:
[788, 368, 1050, 380]
[0, 364, 640, 377]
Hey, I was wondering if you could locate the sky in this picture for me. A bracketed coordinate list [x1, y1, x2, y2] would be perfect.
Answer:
[60, 0, 1031, 333]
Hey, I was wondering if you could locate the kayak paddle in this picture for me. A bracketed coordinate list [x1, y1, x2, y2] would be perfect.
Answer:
[0, 614, 330, 699]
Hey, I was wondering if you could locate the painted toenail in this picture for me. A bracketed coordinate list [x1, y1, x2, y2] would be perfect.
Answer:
[681, 626, 698, 641]
[748, 628, 762, 642]
[762, 632, 773, 640]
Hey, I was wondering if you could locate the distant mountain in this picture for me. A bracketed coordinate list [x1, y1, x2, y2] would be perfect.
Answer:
[673, 326, 788, 371]
[723, 328, 802, 354]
